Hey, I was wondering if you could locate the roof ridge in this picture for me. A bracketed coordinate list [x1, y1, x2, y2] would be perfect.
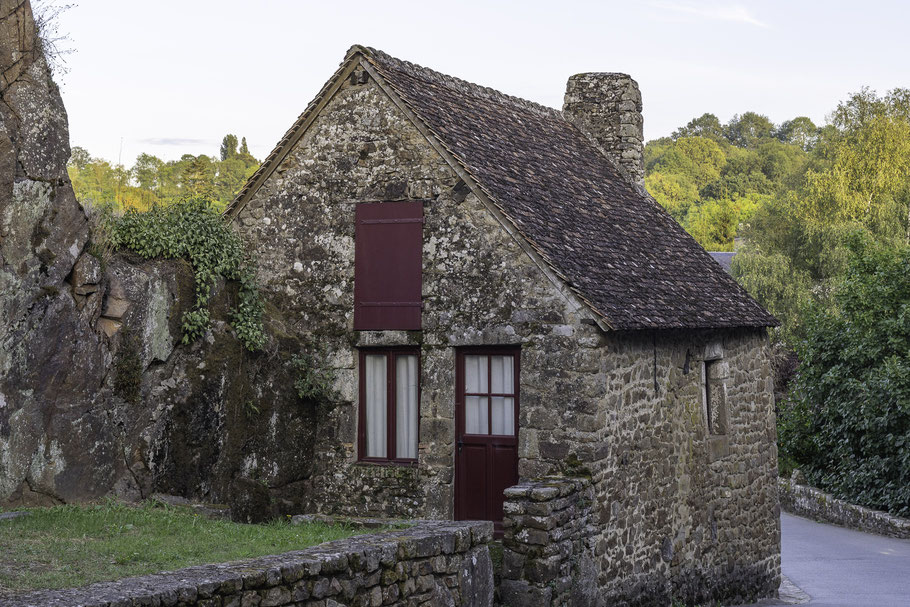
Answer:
[357, 45, 565, 121]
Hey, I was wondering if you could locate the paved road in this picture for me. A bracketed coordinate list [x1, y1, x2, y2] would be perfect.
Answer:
[771, 512, 910, 606]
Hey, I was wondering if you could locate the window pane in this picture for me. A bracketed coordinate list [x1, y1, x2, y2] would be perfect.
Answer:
[465, 355, 488, 393]
[396, 355, 419, 459]
[491, 355, 514, 394]
[491, 396, 515, 435]
[465, 396, 489, 434]
[365, 354, 387, 458]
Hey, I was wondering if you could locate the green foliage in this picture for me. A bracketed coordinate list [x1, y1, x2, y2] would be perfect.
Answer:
[685, 194, 762, 252]
[671, 112, 724, 141]
[724, 111, 776, 148]
[0, 500, 366, 593]
[68, 135, 259, 212]
[108, 197, 265, 351]
[780, 237, 910, 516]
[644, 171, 698, 221]
[220, 134, 239, 161]
[731, 246, 811, 342]
[292, 346, 337, 403]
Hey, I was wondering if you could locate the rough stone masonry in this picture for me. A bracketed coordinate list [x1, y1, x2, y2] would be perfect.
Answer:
[230, 47, 781, 606]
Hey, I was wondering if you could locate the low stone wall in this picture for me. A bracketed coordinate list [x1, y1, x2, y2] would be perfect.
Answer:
[779, 477, 910, 539]
[6, 520, 494, 607]
[500, 477, 597, 607]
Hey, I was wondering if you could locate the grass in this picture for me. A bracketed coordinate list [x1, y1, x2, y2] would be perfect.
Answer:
[0, 500, 368, 596]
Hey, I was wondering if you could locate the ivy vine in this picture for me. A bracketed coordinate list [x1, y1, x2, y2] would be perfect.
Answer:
[106, 197, 265, 351]
[292, 345, 337, 403]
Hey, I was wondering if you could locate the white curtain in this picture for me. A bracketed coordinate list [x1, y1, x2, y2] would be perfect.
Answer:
[491, 355, 515, 435]
[396, 355, 418, 459]
[465, 355, 489, 434]
[465, 355, 488, 392]
[365, 354, 387, 458]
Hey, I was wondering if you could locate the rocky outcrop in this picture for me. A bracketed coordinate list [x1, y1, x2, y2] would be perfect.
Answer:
[0, 1, 321, 510]
[0, 0, 102, 505]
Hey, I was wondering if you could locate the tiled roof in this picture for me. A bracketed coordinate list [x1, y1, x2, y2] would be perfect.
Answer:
[231, 46, 777, 331]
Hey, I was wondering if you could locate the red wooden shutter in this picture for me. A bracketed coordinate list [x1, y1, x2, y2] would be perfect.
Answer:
[354, 201, 423, 330]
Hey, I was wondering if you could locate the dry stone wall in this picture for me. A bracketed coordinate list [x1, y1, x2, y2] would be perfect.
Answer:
[501, 478, 597, 607]
[5, 520, 494, 607]
[779, 475, 910, 539]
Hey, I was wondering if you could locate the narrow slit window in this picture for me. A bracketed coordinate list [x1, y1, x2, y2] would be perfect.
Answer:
[704, 359, 728, 435]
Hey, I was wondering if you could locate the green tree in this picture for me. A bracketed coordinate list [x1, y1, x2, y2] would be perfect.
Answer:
[777, 116, 817, 150]
[672, 113, 724, 141]
[724, 112, 776, 148]
[780, 237, 910, 516]
[132, 153, 164, 190]
[220, 134, 239, 161]
[644, 171, 698, 221]
[649, 136, 726, 189]
[181, 155, 216, 199]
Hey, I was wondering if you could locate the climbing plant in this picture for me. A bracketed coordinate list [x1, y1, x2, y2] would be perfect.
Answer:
[292, 345, 337, 403]
[108, 197, 265, 351]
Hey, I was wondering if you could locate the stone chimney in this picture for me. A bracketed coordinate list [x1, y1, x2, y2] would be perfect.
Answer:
[563, 73, 644, 185]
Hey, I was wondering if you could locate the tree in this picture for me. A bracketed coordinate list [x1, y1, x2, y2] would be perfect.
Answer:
[644, 171, 698, 221]
[780, 237, 910, 516]
[672, 113, 724, 141]
[649, 136, 726, 189]
[182, 155, 216, 199]
[132, 153, 164, 190]
[239, 137, 250, 157]
[220, 134, 239, 161]
[777, 116, 817, 150]
[69, 146, 92, 171]
[724, 112, 776, 148]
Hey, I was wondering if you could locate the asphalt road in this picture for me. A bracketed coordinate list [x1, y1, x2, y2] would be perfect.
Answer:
[773, 512, 910, 606]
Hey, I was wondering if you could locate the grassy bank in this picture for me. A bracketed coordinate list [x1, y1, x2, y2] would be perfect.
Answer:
[0, 501, 367, 595]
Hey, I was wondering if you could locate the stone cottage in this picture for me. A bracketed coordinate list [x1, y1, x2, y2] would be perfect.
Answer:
[226, 46, 780, 604]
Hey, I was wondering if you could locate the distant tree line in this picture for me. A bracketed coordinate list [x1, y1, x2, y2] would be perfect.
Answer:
[67, 134, 259, 212]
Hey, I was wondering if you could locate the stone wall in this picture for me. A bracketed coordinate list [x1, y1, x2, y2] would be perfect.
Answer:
[5, 520, 494, 607]
[501, 478, 597, 607]
[779, 476, 910, 539]
[592, 329, 781, 606]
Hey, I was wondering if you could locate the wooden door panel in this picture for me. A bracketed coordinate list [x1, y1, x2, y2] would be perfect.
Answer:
[491, 444, 519, 522]
[458, 444, 489, 520]
[455, 348, 520, 528]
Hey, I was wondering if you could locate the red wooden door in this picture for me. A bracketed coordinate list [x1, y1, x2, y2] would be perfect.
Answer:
[455, 348, 519, 533]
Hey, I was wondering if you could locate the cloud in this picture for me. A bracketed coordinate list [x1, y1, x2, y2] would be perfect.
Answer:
[138, 137, 212, 147]
[651, 1, 767, 28]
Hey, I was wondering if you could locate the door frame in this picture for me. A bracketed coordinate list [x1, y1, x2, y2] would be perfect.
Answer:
[453, 346, 520, 524]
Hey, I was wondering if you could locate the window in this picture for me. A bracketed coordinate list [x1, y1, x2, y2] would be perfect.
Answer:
[358, 349, 419, 462]
[704, 359, 728, 435]
[354, 201, 423, 330]
[459, 350, 518, 436]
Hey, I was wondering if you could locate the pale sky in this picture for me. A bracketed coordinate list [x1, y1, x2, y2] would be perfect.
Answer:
[52, 0, 910, 167]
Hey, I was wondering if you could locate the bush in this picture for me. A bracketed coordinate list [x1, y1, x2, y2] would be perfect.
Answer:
[107, 197, 265, 351]
[780, 235, 910, 515]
